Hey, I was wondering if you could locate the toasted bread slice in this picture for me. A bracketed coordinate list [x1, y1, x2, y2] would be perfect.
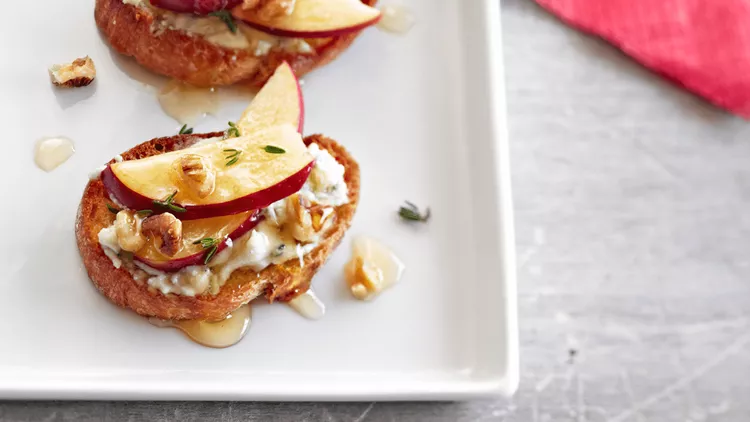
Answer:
[76, 132, 360, 321]
[95, 0, 377, 87]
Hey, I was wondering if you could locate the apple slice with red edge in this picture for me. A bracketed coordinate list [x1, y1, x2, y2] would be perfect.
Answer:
[238, 61, 303, 135]
[232, 0, 381, 38]
[102, 124, 313, 220]
[150, 0, 242, 15]
[134, 209, 262, 272]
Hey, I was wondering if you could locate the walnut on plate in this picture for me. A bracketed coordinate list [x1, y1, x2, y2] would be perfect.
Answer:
[49, 56, 96, 88]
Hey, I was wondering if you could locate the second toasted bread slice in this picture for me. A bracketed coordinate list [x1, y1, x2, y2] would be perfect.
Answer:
[95, 0, 377, 87]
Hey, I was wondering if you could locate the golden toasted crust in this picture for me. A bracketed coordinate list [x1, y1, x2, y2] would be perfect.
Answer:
[94, 0, 377, 87]
[76, 132, 360, 321]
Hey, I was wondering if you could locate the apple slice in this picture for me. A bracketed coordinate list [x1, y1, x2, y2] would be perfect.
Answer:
[232, 0, 381, 38]
[150, 0, 242, 15]
[238, 62, 304, 135]
[135, 210, 263, 272]
[102, 125, 313, 220]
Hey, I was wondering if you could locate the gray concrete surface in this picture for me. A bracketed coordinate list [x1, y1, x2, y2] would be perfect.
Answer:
[2, 0, 750, 420]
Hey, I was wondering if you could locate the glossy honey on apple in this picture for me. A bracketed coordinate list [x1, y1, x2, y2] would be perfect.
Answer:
[134, 210, 262, 271]
[238, 62, 304, 135]
[102, 125, 314, 219]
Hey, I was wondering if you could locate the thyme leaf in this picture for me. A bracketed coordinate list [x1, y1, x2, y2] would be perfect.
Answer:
[209, 10, 238, 34]
[398, 201, 431, 223]
[226, 121, 240, 138]
[106, 203, 121, 214]
[179, 124, 194, 135]
[224, 148, 242, 166]
[153, 191, 186, 213]
[263, 145, 286, 154]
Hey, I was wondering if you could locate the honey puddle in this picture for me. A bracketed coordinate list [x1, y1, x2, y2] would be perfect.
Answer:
[149, 304, 251, 348]
[288, 289, 325, 320]
[34, 136, 75, 172]
[377, 5, 416, 34]
[345, 236, 405, 301]
[158, 80, 219, 125]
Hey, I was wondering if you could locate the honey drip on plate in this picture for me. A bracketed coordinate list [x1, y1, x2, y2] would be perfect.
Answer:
[345, 236, 405, 301]
[34, 136, 75, 172]
[377, 5, 416, 34]
[149, 304, 251, 348]
[287, 289, 325, 320]
[158, 80, 219, 125]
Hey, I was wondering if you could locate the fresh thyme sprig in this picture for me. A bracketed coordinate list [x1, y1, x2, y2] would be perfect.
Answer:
[398, 201, 431, 223]
[179, 124, 193, 135]
[224, 148, 242, 166]
[263, 145, 286, 154]
[193, 237, 220, 264]
[193, 237, 219, 248]
[209, 10, 238, 34]
[226, 121, 240, 138]
[107, 203, 121, 214]
[153, 191, 186, 213]
[136, 209, 154, 217]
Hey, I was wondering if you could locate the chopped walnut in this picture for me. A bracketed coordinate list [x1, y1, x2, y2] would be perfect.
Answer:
[177, 154, 215, 199]
[285, 194, 334, 243]
[345, 255, 384, 301]
[242, 0, 296, 20]
[142, 213, 183, 257]
[114, 210, 146, 252]
[49, 56, 96, 88]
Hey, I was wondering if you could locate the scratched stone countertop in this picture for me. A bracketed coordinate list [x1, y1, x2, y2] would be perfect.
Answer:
[3, 1, 750, 421]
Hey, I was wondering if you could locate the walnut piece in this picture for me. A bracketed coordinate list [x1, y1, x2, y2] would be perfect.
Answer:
[345, 255, 384, 301]
[285, 194, 334, 243]
[142, 213, 183, 257]
[114, 210, 146, 252]
[177, 154, 215, 199]
[49, 56, 96, 88]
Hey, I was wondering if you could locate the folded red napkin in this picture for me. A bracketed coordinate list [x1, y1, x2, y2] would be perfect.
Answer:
[535, 0, 750, 118]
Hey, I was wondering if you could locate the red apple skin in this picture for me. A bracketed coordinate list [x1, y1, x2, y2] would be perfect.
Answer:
[295, 68, 305, 133]
[134, 210, 264, 272]
[151, 0, 242, 15]
[100, 161, 313, 220]
[234, 10, 381, 38]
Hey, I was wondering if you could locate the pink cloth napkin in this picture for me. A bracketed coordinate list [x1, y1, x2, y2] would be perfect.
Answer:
[535, 0, 750, 118]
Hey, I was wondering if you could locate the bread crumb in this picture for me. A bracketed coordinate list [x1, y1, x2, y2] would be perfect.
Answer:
[49, 56, 96, 88]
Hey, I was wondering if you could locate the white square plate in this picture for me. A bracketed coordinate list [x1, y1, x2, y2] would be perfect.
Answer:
[0, 0, 518, 400]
